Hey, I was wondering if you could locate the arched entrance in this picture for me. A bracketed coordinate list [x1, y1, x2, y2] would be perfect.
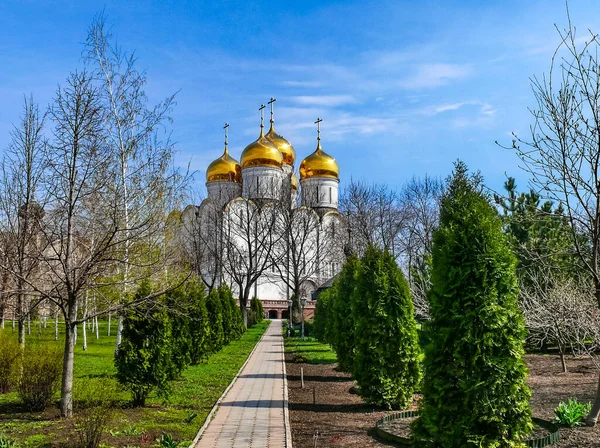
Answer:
[268, 309, 278, 319]
[281, 309, 290, 320]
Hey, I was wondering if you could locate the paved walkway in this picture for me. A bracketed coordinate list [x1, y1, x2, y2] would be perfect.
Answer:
[195, 320, 289, 448]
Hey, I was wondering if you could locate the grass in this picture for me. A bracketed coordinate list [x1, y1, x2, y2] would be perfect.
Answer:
[0, 319, 270, 447]
[284, 336, 338, 365]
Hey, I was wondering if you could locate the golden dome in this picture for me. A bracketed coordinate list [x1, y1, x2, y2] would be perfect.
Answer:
[299, 141, 339, 180]
[206, 146, 241, 183]
[291, 172, 299, 191]
[265, 122, 296, 166]
[240, 127, 283, 169]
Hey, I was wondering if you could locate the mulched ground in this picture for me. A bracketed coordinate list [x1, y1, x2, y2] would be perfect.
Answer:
[286, 353, 600, 447]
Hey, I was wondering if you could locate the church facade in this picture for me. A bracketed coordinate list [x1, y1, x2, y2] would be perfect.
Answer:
[182, 100, 347, 319]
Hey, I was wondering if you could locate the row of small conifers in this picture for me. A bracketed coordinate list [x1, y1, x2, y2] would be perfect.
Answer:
[313, 162, 534, 448]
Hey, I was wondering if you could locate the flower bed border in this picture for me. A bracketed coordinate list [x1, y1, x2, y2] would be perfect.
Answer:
[374, 411, 560, 447]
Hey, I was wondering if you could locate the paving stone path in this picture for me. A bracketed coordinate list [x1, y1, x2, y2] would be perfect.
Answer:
[194, 319, 290, 448]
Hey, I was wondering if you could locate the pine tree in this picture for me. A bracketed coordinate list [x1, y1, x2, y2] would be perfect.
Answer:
[250, 297, 264, 325]
[206, 289, 224, 353]
[330, 254, 359, 373]
[412, 161, 532, 448]
[352, 245, 421, 409]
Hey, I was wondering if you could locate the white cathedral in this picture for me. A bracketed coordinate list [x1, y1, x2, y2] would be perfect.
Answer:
[182, 100, 347, 319]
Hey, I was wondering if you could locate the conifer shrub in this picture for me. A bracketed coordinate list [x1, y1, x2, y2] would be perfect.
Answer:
[220, 285, 244, 343]
[330, 254, 359, 373]
[412, 161, 532, 448]
[313, 289, 333, 344]
[165, 287, 192, 373]
[17, 343, 62, 411]
[250, 297, 264, 325]
[352, 245, 421, 409]
[188, 282, 210, 364]
[206, 289, 224, 353]
[115, 282, 182, 406]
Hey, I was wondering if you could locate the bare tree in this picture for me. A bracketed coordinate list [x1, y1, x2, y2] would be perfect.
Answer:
[507, 11, 600, 424]
[340, 179, 405, 257]
[0, 95, 48, 347]
[399, 175, 444, 319]
[221, 198, 283, 326]
[83, 13, 179, 350]
[521, 272, 599, 372]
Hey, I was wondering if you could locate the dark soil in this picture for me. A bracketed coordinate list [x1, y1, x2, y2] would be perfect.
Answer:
[286, 353, 600, 447]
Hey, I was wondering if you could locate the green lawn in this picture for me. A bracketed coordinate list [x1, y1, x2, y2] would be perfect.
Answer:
[0, 319, 270, 447]
[284, 336, 338, 365]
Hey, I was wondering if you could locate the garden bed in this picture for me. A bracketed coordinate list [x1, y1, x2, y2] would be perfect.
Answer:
[285, 349, 600, 448]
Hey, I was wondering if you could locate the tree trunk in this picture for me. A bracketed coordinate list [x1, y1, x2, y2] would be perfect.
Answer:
[60, 321, 76, 418]
[115, 313, 123, 354]
[240, 302, 248, 328]
[54, 309, 59, 341]
[559, 350, 568, 373]
[18, 318, 25, 348]
[95, 316, 99, 339]
[107, 312, 111, 336]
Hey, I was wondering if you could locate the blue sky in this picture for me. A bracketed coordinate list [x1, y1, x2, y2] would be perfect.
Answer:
[1, 0, 599, 196]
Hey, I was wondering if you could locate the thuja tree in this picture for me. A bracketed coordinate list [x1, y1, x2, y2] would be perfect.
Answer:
[313, 288, 332, 344]
[250, 297, 264, 324]
[220, 285, 244, 344]
[188, 281, 210, 364]
[330, 254, 359, 373]
[352, 245, 421, 409]
[412, 162, 532, 448]
[115, 283, 181, 406]
[206, 289, 224, 353]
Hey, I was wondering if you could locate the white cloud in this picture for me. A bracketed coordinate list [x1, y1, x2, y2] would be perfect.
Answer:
[398, 63, 472, 89]
[290, 95, 358, 107]
[280, 80, 324, 88]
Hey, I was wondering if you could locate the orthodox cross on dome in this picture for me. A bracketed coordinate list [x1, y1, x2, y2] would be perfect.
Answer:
[259, 104, 266, 131]
[315, 117, 323, 142]
[268, 97, 276, 124]
[223, 122, 229, 152]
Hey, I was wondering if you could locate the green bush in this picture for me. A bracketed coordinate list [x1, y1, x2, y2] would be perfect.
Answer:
[313, 289, 333, 344]
[0, 332, 21, 393]
[220, 286, 244, 344]
[188, 282, 210, 364]
[16, 343, 62, 411]
[352, 245, 421, 409]
[412, 161, 532, 448]
[250, 297, 264, 325]
[206, 289, 224, 353]
[165, 287, 192, 374]
[330, 254, 359, 373]
[553, 399, 591, 427]
[73, 379, 120, 448]
[115, 282, 183, 406]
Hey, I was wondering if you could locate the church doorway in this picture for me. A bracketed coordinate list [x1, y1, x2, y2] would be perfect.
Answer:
[268, 309, 278, 319]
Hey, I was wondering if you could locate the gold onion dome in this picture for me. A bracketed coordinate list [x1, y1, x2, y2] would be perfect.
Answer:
[206, 146, 242, 183]
[265, 122, 295, 166]
[291, 172, 299, 191]
[300, 118, 339, 180]
[241, 105, 283, 169]
[206, 123, 241, 183]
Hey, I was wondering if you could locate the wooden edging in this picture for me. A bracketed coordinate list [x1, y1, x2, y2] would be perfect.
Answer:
[189, 320, 272, 447]
[374, 412, 561, 448]
[282, 325, 293, 448]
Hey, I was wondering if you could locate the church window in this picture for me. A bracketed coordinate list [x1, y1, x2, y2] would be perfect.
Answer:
[329, 187, 332, 204]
